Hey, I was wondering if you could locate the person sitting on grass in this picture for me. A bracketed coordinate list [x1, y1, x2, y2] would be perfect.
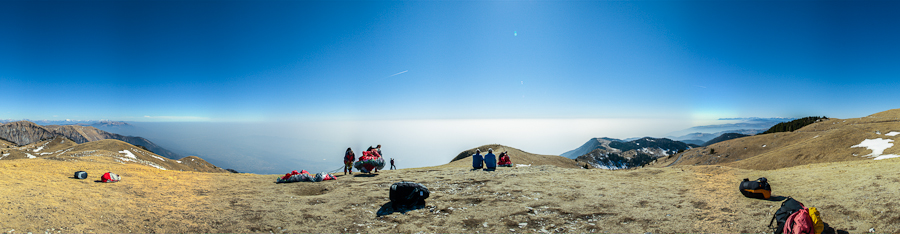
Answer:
[483, 148, 497, 171]
[472, 149, 484, 170]
[498, 151, 512, 167]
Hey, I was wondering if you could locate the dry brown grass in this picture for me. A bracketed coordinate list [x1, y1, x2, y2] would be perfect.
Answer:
[1, 138, 14, 147]
[651, 108, 900, 170]
[2, 154, 898, 233]
[1, 138, 224, 173]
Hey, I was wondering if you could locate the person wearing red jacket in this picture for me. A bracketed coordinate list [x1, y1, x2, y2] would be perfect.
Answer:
[344, 148, 355, 175]
[498, 151, 513, 167]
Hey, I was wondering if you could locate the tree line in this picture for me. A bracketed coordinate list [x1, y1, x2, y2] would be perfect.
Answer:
[759, 116, 828, 135]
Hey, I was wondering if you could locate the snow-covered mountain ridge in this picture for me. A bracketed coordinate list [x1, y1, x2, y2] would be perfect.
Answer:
[562, 137, 693, 169]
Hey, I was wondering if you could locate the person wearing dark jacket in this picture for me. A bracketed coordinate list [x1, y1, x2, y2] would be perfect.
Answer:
[483, 148, 497, 171]
[472, 149, 484, 170]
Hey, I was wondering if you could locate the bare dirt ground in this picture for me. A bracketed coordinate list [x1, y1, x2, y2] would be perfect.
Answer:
[2, 155, 899, 233]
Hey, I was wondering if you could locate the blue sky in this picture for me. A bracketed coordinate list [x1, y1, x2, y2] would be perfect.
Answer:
[2, 0, 899, 122]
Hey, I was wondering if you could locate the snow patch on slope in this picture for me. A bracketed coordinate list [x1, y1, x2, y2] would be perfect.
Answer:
[874, 155, 900, 160]
[851, 138, 900, 160]
[118, 150, 137, 159]
[26, 153, 36, 159]
[145, 163, 167, 170]
[131, 148, 165, 161]
[886, 132, 900, 137]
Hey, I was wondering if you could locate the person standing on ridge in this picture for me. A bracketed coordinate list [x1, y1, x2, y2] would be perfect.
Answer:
[484, 148, 497, 171]
[390, 158, 396, 170]
[472, 149, 484, 170]
[343, 148, 355, 175]
[376, 145, 383, 157]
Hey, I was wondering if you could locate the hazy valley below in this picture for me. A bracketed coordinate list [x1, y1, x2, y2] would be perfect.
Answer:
[98, 119, 698, 174]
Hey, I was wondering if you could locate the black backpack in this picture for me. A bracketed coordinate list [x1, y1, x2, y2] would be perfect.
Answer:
[739, 177, 771, 199]
[74, 171, 87, 179]
[389, 182, 430, 209]
[769, 197, 804, 234]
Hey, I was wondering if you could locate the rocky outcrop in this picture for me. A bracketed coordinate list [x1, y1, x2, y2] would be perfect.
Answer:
[575, 148, 658, 170]
[0, 121, 58, 146]
[560, 137, 622, 158]
[0, 121, 183, 159]
[565, 137, 693, 169]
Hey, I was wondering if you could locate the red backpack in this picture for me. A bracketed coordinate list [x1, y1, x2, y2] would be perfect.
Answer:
[100, 172, 121, 183]
[784, 206, 815, 234]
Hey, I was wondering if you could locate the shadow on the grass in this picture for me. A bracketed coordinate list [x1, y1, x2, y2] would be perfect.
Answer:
[376, 202, 426, 217]
[822, 222, 849, 234]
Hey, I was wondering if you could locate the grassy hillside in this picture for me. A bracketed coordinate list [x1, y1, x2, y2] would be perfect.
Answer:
[651, 109, 900, 170]
[1, 137, 224, 173]
[1, 155, 897, 233]
[1, 137, 17, 148]
[701, 133, 750, 147]
[1, 121, 183, 159]
[447, 144, 587, 169]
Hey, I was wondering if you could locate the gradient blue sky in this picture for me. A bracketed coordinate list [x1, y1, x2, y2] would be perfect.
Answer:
[2, 1, 898, 122]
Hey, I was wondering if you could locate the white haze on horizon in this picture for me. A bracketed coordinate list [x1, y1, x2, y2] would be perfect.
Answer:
[109, 118, 701, 174]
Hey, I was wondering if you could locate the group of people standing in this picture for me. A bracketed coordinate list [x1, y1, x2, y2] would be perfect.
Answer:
[471, 148, 512, 170]
[343, 145, 396, 175]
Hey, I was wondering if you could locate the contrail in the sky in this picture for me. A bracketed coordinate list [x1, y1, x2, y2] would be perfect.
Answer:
[388, 70, 408, 77]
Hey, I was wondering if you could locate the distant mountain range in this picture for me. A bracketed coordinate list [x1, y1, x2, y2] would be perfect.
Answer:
[0, 119, 132, 127]
[664, 117, 793, 139]
[559, 117, 800, 170]
[0, 121, 182, 159]
[669, 129, 766, 145]
[561, 137, 693, 169]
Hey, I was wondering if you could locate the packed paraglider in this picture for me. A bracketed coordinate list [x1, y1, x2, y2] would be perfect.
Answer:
[355, 146, 386, 174]
[276, 170, 336, 183]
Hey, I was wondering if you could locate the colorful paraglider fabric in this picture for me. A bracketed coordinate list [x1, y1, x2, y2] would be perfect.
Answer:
[354, 156, 385, 173]
[276, 170, 332, 183]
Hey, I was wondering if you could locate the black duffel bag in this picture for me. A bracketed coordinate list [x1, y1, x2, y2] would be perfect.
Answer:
[74, 171, 88, 179]
[389, 181, 430, 210]
[739, 177, 771, 199]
